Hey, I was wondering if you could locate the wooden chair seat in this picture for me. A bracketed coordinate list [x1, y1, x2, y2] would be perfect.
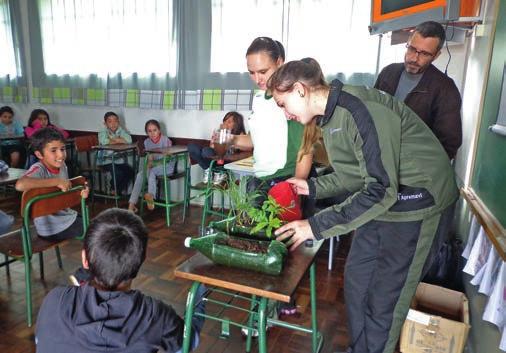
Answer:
[0, 226, 67, 258]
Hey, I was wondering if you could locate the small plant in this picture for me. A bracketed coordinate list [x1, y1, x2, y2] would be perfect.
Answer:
[247, 195, 284, 237]
[217, 175, 285, 238]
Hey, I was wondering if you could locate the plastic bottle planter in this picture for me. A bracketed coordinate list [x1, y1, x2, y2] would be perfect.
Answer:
[209, 217, 273, 241]
[185, 232, 288, 275]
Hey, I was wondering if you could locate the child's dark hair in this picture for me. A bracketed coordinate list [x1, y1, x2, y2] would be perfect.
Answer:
[144, 119, 161, 133]
[30, 128, 65, 153]
[84, 208, 148, 291]
[246, 37, 285, 62]
[0, 106, 14, 116]
[28, 109, 51, 127]
[104, 111, 119, 122]
[223, 111, 246, 135]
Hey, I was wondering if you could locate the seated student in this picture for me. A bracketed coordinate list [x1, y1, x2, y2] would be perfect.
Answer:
[128, 119, 176, 213]
[0, 106, 25, 167]
[36, 208, 206, 353]
[187, 111, 249, 184]
[15, 128, 89, 240]
[97, 111, 134, 195]
[24, 109, 70, 139]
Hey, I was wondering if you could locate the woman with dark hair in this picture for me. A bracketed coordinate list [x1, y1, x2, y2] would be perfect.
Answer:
[269, 58, 458, 353]
[187, 111, 248, 184]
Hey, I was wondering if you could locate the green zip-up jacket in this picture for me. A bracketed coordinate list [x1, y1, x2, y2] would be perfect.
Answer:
[307, 80, 459, 240]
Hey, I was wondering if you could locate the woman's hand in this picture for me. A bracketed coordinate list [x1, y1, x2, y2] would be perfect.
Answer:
[275, 220, 314, 251]
[286, 178, 309, 195]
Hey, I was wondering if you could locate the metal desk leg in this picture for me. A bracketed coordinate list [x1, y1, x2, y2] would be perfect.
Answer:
[257, 297, 268, 353]
[182, 281, 200, 353]
[310, 263, 318, 352]
[245, 294, 257, 353]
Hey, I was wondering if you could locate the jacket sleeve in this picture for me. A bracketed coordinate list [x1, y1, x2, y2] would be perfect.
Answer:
[308, 103, 401, 240]
[98, 130, 110, 145]
[119, 128, 132, 143]
[309, 172, 347, 200]
[431, 80, 462, 159]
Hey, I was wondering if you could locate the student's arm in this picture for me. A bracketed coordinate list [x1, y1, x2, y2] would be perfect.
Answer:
[98, 130, 110, 145]
[14, 121, 24, 136]
[16, 176, 71, 192]
[117, 129, 132, 144]
[295, 152, 313, 180]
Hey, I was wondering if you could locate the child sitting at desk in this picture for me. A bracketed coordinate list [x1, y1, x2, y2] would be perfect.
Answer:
[187, 111, 249, 185]
[0, 106, 25, 167]
[36, 208, 206, 353]
[24, 109, 70, 139]
[15, 128, 89, 240]
[128, 119, 175, 213]
[97, 111, 134, 195]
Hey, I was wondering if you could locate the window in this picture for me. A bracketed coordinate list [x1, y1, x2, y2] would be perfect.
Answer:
[210, 0, 284, 73]
[38, 0, 176, 76]
[0, 0, 19, 77]
[210, 0, 379, 78]
[287, 0, 378, 77]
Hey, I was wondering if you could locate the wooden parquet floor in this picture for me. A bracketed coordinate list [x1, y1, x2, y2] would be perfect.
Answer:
[0, 193, 352, 353]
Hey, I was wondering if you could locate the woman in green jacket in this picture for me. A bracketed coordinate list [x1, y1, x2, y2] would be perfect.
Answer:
[269, 58, 458, 353]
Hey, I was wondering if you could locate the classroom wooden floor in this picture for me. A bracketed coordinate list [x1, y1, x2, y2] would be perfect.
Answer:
[0, 193, 353, 353]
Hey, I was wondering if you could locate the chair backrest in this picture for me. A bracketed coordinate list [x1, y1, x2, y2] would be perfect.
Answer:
[20, 176, 87, 219]
[74, 134, 98, 153]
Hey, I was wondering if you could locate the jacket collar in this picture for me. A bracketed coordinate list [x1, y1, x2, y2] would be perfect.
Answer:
[316, 79, 343, 127]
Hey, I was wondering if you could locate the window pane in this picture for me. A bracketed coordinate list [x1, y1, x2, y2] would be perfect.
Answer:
[38, 0, 176, 76]
[211, 0, 284, 73]
[0, 0, 19, 77]
[287, 0, 378, 76]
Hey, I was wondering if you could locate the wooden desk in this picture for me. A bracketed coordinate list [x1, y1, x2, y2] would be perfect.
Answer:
[0, 168, 26, 186]
[224, 156, 255, 177]
[175, 240, 323, 353]
[144, 145, 188, 156]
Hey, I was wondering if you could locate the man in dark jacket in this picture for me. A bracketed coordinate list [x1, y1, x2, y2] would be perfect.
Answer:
[375, 21, 462, 160]
[35, 208, 205, 353]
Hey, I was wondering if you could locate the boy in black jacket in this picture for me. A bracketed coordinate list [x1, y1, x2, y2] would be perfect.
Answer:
[35, 208, 205, 353]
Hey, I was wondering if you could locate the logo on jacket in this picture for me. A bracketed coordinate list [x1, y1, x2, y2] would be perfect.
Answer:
[329, 127, 342, 134]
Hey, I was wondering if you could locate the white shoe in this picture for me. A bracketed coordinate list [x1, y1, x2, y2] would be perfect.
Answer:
[213, 172, 227, 186]
[203, 168, 210, 184]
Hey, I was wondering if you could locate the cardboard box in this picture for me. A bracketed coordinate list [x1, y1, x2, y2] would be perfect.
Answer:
[400, 282, 470, 353]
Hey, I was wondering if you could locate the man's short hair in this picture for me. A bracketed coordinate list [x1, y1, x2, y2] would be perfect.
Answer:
[30, 128, 65, 153]
[84, 208, 148, 290]
[414, 21, 446, 52]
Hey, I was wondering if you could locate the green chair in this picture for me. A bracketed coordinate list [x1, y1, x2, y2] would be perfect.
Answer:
[139, 150, 190, 227]
[0, 176, 89, 326]
[185, 160, 228, 232]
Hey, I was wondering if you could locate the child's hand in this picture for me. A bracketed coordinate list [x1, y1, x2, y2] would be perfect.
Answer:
[80, 182, 90, 199]
[56, 179, 72, 192]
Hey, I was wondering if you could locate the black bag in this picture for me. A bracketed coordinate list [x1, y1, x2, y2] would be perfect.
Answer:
[422, 238, 465, 292]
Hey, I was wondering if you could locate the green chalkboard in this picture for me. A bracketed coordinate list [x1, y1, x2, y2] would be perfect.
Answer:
[472, 0, 506, 228]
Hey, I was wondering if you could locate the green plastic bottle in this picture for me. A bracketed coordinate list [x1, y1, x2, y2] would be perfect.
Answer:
[184, 232, 287, 275]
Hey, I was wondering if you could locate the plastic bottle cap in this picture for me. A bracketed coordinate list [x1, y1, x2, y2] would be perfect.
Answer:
[184, 237, 191, 248]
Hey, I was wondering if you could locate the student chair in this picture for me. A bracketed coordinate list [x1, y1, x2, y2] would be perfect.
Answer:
[0, 176, 89, 327]
[74, 134, 101, 199]
[186, 160, 228, 233]
[139, 149, 190, 227]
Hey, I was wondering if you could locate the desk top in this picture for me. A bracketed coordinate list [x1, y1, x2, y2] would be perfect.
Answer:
[92, 143, 138, 151]
[145, 145, 188, 155]
[175, 240, 322, 302]
[0, 135, 25, 141]
[0, 168, 26, 185]
[211, 151, 253, 163]
[224, 156, 255, 175]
